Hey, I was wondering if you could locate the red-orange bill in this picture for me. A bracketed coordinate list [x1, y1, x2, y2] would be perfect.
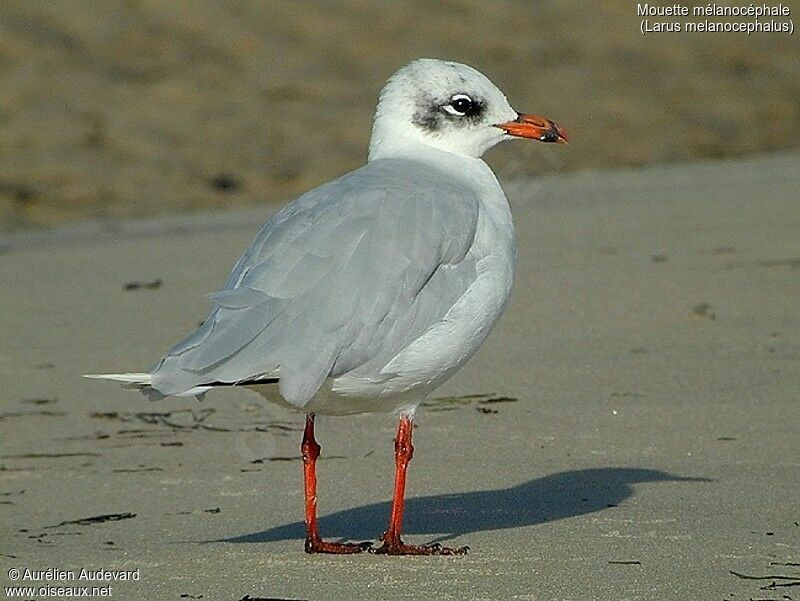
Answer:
[497, 113, 569, 144]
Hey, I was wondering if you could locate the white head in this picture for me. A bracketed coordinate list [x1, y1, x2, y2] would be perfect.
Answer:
[368, 59, 567, 161]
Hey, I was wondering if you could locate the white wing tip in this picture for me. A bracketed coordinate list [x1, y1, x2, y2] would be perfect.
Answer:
[83, 372, 152, 386]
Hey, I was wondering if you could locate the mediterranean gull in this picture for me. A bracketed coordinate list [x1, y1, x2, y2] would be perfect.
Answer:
[86, 58, 568, 555]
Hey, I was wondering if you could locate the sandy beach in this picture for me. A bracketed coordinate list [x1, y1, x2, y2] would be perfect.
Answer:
[1, 151, 798, 599]
[1, 1, 798, 233]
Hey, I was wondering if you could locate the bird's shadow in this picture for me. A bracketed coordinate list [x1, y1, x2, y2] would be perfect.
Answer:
[219, 467, 709, 545]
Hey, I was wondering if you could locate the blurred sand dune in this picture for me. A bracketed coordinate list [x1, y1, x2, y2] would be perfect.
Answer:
[1, 1, 797, 231]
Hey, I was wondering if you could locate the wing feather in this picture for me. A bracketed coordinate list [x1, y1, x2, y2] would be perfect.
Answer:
[150, 158, 480, 406]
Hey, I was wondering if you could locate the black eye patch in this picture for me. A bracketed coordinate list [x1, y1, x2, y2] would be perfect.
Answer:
[411, 92, 484, 132]
[443, 94, 483, 118]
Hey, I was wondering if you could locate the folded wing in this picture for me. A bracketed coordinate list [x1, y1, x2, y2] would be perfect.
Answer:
[150, 158, 480, 406]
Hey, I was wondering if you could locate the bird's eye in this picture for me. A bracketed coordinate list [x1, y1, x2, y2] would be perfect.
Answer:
[444, 94, 475, 116]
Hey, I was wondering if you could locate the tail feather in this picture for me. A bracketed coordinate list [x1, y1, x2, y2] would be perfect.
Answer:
[83, 372, 212, 401]
[83, 373, 278, 401]
[83, 372, 152, 387]
[83, 372, 167, 400]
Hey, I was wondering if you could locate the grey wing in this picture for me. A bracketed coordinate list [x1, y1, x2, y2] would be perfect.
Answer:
[150, 159, 480, 406]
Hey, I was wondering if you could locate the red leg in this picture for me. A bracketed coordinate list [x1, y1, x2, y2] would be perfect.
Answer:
[302, 414, 370, 554]
[371, 415, 469, 555]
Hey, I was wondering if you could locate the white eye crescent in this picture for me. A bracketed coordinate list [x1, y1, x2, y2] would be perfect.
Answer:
[444, 94, 474, 116]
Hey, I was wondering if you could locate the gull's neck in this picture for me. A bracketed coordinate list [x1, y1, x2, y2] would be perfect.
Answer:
[367, 115, 509, 208]
[368, 126, 511, 227]
[368, 130, 485, 173]
[368, 103, 492, 162]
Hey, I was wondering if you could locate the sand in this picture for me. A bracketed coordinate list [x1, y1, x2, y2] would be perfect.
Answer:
[1, 1, 798, 232]
[1, 151, 798, 599]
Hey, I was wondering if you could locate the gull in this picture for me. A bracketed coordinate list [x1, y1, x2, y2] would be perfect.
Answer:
[86, 58, 567, 555]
